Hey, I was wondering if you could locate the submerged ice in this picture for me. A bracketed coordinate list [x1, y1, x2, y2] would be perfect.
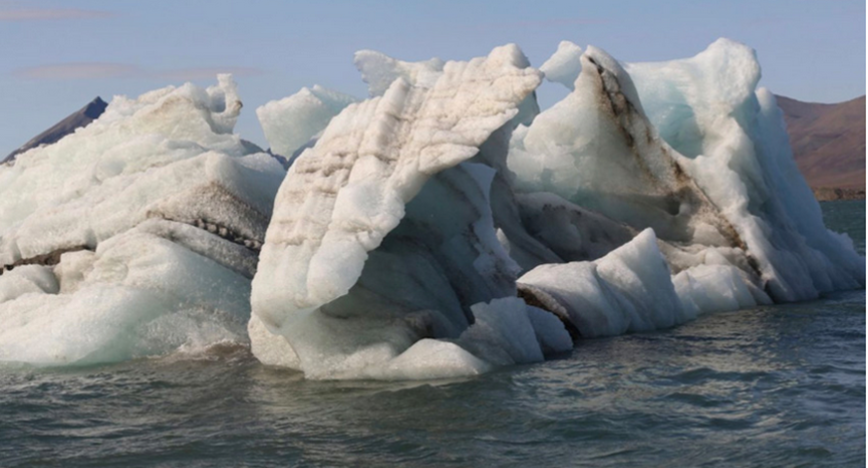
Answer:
[0, 38, 863, 378]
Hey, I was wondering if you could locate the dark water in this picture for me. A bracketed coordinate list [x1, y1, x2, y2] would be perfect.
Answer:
[1, 202, 864, 467]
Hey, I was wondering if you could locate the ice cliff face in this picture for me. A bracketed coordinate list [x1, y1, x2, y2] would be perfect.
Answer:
[0, 39, 862, 378]
[623, 40, 864, 301]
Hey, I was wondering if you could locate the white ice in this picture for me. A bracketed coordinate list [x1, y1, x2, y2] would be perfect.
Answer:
[0, 75, 285, 267]
[256, 85, 357, 160]
[0, 227, 251, 365]
[624, 39, 865, 301]
[540, 40, 583, 90]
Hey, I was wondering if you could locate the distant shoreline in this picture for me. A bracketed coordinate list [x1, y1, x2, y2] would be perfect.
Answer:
[813, 187, 866, 201]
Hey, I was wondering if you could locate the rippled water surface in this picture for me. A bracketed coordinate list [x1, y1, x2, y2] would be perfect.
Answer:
[1, 202, 864, 467]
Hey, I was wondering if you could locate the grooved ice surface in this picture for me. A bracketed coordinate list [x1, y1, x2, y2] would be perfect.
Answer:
[251, 45, 546, 379]
[0, 75, 284, 266]
[250, 39, 864, 379]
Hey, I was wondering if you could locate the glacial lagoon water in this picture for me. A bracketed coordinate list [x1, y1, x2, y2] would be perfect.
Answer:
[1, 201, 864, 467]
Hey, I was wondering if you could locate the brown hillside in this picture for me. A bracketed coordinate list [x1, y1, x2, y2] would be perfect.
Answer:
[775, 94, 865, 190]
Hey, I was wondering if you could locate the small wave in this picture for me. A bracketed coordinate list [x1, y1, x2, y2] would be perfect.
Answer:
[156, 340, 253, 364]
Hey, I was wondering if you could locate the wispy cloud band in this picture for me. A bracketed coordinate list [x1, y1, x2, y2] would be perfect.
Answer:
[475, 17, 609, 31]
[157, 67, 265, 81]
[0, 8, 115, 21]
[13, 63, 141, 80]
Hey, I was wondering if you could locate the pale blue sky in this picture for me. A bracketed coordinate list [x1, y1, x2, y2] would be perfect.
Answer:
[1, 0, 864, 153]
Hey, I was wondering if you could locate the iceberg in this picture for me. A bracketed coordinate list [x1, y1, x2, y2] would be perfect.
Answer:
[623, 41, 865, 301]
[0, 226, 252, 365]
[354, 48, 540, 127]
[517, 229, 693, 338]
[0, 38, 862, 379]
[249, 39, 863, 379]
[0, 75, 285, 366]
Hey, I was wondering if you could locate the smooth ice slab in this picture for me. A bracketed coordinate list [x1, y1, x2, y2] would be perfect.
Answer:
[518, 229, 693, 337]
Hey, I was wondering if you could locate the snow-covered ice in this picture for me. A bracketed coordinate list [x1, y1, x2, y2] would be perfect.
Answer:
[0, 75, 284, 366]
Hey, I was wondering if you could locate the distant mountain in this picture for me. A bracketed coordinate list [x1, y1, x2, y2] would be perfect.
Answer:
[775, 94, 865, 196]
[2, 97, 107, 164]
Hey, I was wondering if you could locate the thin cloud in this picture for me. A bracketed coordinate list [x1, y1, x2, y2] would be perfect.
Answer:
[13, 63, 143, 80]
[0, 8, 116, 21]
[12, 63, 266, 81]
[156, 67, 266, 81]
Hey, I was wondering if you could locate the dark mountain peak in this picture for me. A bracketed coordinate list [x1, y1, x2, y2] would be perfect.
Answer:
[3, 96, 108, 165]
[84, 97, 108, 119]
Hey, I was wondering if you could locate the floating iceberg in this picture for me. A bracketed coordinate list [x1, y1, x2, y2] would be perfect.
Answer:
[250, 40, 863, 379]
[0, 39, 862, 378]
